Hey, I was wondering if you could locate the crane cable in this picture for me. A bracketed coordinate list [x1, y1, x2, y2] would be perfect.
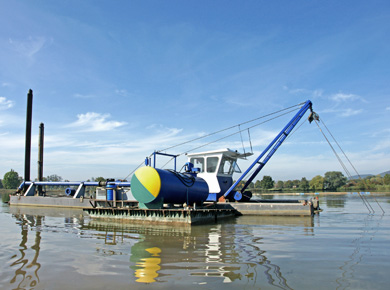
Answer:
[314, 119, 373, 213]
[314, 118, 384, 214]
[239, 124, 247, 158]
[123, 105, 304, 174]
[157, 102, 305, 153]
[156, 103, 309, 182]
[319, 119, 384, 214]
[230, 111, 313, 192]
[124, 102, 307, 176]
[284, 118, 308, 142]
[247, 128, 254, 154]
[121, 161, 145, 183]
[180, 107, 300, 156]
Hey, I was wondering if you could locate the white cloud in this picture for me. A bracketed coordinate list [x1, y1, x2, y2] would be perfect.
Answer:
[145, 124, 182, 135]
[66, 112, 127, 132]
[312, 89, 324, 98]
[73, 93, 95, 99]
[321, 107, 363, 117]
[341, 108, 363, 117]
[373, 139, 390, 151]
[115, 89, 129, 97]
[35, 126, 198, 179]
[225, 97, 253, 107]
[8, 36, 48, 59]
[288, 88, 308, 94]
[330, 93, 365, 103]
[0, 97, 14, 110]
[0, 133, 24, 149]
[284, 87, 324, 99]
[364, 128, 390, 138]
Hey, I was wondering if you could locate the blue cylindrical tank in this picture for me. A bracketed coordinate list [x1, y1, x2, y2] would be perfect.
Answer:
[131, 167, 209, 205]
[106, 184, 116, 201]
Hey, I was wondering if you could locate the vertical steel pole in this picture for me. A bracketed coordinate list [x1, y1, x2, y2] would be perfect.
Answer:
[38, 123, 44, 195]
[24, 89, 33, 187]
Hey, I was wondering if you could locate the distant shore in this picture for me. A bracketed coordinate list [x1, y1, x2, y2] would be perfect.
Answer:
[257, 191, 390, 196]
[2, 188, 389, 198]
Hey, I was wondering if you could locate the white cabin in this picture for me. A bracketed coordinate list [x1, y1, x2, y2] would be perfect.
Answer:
[187, 148, 252, 201]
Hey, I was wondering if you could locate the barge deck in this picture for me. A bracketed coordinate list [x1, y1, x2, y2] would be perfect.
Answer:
[9, 196, 320, 224]
[83, 198, 319, 224]
[9, 195, 93, 208]
[85, 207, 237, 225]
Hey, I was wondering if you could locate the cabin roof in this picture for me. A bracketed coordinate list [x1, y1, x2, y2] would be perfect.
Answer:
[187, 148, 253, 159]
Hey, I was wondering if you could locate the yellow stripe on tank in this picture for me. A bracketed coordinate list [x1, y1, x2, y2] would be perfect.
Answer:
[134, 166, 161, 197]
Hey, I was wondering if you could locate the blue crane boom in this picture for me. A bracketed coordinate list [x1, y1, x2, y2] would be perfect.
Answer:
[223, 100, 315, 201]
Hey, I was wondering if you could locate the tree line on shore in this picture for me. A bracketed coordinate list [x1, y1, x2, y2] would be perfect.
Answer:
[1, 169, 390, 192]
[236, 171, 390, 192]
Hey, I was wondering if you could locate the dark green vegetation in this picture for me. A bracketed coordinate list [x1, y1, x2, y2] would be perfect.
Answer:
[1, 169, 390, 193]
[1, 169, 22, 189]
[236, 171, 390, 193]
[0, 189, 13, 203]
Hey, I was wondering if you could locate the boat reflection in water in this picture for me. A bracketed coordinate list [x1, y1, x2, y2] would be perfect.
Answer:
[9, 213, 42, 290]
[131, 245, 162, 283]
[7, 206, 85, 290]
[7, 206, 315, 288]
[4, 195, 390, 289]
[84, 217, 311, 287]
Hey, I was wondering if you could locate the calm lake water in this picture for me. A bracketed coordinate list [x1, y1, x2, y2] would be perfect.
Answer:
[0, 194, 389, 290]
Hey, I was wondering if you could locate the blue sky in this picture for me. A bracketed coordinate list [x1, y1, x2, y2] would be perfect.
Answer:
[1, 0, 389, 181]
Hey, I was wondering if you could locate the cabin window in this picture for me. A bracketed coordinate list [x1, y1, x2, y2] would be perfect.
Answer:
[218, 157, 241, 175]
[206, 157, 219, 173]
[190, 157, 204, 173]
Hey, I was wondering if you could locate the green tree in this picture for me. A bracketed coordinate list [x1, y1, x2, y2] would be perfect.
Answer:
[260, 176, 274, 189]
[254, 180, 261, 189]
[275, 180, 284, 189]
[0, 179, 3, 188]
[345, 180, 357, 189]
[47, 174, 63, 182]
[384, 174, 390, 185]
[309, 175, 324, 191]
[292, 179, 300, 188]
[284, 180, 293, 188]
[300, 177, 310, 191]
[3, 169, 21, 189]
[356, 179, 367, 190]
[324, 171, 347, 190]
[369, 175, 382, 185]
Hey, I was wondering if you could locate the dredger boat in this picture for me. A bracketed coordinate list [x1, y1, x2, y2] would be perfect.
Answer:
[10, 99, 321, 224]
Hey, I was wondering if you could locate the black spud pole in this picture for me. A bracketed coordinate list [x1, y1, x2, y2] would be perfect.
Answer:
[24, 89, 33, 188]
